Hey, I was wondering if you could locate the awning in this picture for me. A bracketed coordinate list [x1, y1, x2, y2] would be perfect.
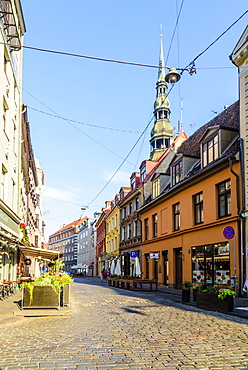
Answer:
[71, 264, 86, 269]
[19, 245, 60, 260]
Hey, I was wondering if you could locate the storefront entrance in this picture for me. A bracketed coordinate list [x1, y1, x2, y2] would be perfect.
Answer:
[162, 250, 168, 286]
[175, 248, 182, 289]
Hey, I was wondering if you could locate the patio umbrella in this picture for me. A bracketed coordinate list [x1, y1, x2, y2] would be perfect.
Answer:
[110, 259, 115, 275]
[114, 259, 121, 276]
[134, 257, 141, 277]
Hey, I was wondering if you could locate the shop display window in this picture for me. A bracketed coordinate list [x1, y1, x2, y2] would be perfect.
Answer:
[192, 243, 230, 285]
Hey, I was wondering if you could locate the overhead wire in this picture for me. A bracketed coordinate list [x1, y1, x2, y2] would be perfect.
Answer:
[183, 9, 248, 70]
[85, 10, 248, 207]
[23, 88, 136, 166]
[27, 106, 141, 134]
[165, 0, 185, 66]
[19, 10, 248, 210]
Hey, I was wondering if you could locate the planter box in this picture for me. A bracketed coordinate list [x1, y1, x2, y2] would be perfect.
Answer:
[196, 292, 234, 313]
[61, 283, 71, 307]
[182, 289, 190, 303]
[22, 286, 60, 309]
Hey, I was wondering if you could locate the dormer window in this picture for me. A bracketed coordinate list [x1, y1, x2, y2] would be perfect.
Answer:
[171, 160, 182, 186]
[140, 166, 146, 182]
[202, 133, 219, 167]
[130, 176, 136, 190]
[152, 179, 160, 199]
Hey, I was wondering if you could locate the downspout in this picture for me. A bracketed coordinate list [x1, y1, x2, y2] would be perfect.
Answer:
[238, 138, 246, 289]
[229, 144, 245, 291]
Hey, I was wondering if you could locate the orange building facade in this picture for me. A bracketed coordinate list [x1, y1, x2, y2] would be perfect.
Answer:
[139, 102, 242, 292]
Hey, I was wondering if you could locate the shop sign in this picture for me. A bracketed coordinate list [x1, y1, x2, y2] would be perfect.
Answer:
[0, 209, 19, 234]
[218, 246, 229, 256]
[150, 252, 159, 259]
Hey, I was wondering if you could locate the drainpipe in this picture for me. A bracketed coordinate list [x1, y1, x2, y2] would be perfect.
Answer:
[237, 138, 246, 289]
[229, 146, 245, 291]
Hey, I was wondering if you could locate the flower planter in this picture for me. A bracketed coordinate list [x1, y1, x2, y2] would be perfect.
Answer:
[61, 283, 71, 307]
[22, 286, 60, 309]
[196, 292, 234, 313]
[182, 289, 190, 303]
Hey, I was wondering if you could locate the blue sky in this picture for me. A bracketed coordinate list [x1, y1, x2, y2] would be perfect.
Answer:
[20, 1, 248, 239]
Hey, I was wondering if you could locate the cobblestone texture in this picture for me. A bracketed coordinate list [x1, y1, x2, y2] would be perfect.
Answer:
[0, 279, 248, 369]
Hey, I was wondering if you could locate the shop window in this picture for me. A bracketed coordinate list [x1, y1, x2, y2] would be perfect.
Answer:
[152, 214, 158, 237]
[171, 160, 182, 186]
[192, 243, 230, 286]
[202, 133, 219, 167]
[217, 180, 231, 218]
[173, 202, 180, 231]
[193, 192, 203, 225]
[144, 218, 149, 240]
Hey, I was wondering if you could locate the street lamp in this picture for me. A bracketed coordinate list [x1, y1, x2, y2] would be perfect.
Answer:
[165, 67, 181, 84]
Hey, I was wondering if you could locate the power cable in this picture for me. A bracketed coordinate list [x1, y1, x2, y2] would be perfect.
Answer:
[165, 0, 185, 66]
[184, 9, 248, 70]
[86, 115, 154, 208]
[86, 83, 175, 208]
[23, 88, 135, 166]
[27, 106, 141, 134]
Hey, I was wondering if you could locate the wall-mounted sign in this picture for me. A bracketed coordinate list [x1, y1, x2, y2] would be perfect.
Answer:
[150, 252, 159, 259]
[218, 246, 230, 256]
[130, 251, 137, 258]
[223, 226, 235, 239]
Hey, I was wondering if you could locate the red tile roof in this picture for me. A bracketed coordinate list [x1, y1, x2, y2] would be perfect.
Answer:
[50, 217, 88, 236]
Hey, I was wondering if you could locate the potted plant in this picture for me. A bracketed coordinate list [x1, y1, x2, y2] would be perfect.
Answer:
[21, 273, 73, 309]
[196, 285, 235, 313]
[181, 281, 192, 303]
[192, 285, 200, 301]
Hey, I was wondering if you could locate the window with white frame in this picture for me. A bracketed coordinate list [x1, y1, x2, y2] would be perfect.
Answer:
[202, 133, 219, 167]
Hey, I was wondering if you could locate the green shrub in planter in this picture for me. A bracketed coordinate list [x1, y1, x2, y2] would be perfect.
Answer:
[21, 273, 73, 309]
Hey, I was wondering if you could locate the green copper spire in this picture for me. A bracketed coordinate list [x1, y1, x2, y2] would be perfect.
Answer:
[150, 34, 174, 160]
[158, 34, 166, 81]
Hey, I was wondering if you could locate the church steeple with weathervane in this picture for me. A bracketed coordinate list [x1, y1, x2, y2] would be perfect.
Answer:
[150, 34, 174, 160]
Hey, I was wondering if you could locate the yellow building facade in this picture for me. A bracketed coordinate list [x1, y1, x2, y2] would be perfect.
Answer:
[105, 199, 121, 261]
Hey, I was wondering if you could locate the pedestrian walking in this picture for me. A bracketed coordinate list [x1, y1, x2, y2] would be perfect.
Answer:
[101, 268, 105, 281]
[103, 269, 108, 281]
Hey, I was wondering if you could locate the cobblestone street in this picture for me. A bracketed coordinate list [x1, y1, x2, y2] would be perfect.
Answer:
[1, 279, 248, 370]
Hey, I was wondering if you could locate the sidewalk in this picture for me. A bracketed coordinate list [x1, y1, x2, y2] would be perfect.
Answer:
[85, 276, 248, 320]
[0, 290, 24, 327]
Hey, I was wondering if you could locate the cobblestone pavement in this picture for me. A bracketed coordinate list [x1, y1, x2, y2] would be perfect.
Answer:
[1, 279, 248, 370]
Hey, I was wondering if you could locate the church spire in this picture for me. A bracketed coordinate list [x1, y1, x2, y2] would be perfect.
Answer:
[150, 34, 174, 160]
[158, 34, 165, 81]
